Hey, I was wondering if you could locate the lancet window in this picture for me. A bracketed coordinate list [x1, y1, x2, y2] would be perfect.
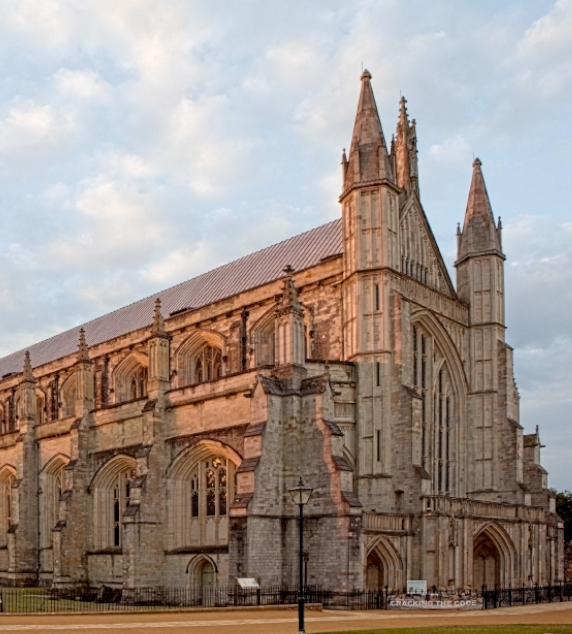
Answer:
[0, 468, 15, 548]
[61, 375, 77, 418]
[39, 458, 67, 549]
[167, 453, 236, 551]
[252, 310, 276, 367]
[92, 457, 136, 550]
[412, 324, 456, 495]
[0, 396, 17, 434]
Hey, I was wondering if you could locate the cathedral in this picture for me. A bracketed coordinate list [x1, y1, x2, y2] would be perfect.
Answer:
[0, 70, 564, 591]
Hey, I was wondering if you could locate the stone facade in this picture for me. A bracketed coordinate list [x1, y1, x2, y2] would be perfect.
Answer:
[0, 70, 564, 590]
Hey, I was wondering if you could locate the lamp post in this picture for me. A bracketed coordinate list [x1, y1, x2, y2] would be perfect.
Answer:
[289, 478, 313, 634]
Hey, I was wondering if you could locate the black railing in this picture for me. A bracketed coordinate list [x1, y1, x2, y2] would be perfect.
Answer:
[482, 582, 572, 609]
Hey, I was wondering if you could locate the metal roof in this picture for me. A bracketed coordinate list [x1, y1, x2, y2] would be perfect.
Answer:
[0, 219, 343, 377]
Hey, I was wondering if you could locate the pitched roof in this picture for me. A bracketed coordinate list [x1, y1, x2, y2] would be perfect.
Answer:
[0, 219, 343, 378]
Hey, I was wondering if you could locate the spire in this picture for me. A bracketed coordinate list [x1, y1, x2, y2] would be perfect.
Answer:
[394, 96, 419, 194]
[22, 351, 34, 383]
[342, 70, 393, 194]
[77, 328, 89, 363]
[456, 158, 503, 262]
[151, 298, 166, 337]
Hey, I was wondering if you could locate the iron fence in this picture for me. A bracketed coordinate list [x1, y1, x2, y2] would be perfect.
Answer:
[482, 582, 572, 609]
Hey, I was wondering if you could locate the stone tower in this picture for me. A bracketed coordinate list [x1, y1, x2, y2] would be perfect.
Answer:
[455, 159, 520, 502]
[340, 69, 401, 507]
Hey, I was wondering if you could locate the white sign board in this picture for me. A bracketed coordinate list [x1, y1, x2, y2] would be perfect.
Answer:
[407, 580, 427, 595]
[237, 578, 260, 589]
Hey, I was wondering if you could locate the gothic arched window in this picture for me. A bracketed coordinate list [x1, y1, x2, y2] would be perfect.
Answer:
[92, 457, 136, 550]
[61, 375, 77, 419]
[39, 457, 67, 549]
[412, 324, 456, 495]
[167, 452, 235, 551]
[114, 355, 148, 404]
[0, 468, 15, 548]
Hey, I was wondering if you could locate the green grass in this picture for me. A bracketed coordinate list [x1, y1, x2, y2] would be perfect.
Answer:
[319, 627, 572, 634]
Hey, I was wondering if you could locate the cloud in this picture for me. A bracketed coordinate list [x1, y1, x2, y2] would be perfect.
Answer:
[0, 0, 571, 488]
[0, 102, 79, 177]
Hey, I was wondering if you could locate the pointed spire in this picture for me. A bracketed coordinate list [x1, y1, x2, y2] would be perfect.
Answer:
[151, 298, 166, 336]
[280, 265, 302, 313]
[456, 158, 503, 262]
[22, 351, 34, 383]
[342, 70, 393, 194]
[77, 328, 89, 363]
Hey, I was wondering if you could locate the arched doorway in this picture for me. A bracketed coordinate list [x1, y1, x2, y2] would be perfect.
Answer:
[473, 531, 500, 589]
[366, 550, 384, 590]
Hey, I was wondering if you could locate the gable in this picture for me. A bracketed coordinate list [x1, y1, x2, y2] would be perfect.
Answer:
[399, 195, 456, 298]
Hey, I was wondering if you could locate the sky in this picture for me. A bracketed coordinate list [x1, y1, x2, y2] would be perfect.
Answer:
[0, 0, 571, 490]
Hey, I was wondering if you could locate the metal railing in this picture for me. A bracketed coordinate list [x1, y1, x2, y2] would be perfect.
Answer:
[482, 582, 572, 609]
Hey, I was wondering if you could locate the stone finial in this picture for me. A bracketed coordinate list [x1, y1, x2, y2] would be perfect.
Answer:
[361, 68, 372, 81]
[77, 328, 89, 363]
[22, 351, 34, 383]
[151, 298, 166, 336]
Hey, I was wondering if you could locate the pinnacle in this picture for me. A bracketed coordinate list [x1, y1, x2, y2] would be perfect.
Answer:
[280, 266, 301, 312]
[22, 351, 34, 382]
[78, 328, 90, 362]
[152, 297, 166, 336]
[361, 69, 372, 81]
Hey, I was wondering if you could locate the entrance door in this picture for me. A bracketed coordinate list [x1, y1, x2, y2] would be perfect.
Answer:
[366, 550, 384, 590]
[473, 532, 500, 589]
[201, 560, 215, 606]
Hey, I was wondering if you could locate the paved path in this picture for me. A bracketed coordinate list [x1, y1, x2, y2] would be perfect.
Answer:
[0, 602, 569, 633]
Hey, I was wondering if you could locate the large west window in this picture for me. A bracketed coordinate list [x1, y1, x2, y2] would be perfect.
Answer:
[412, 324, 456, 495]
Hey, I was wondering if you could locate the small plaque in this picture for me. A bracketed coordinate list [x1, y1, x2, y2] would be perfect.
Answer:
[237, 577, 260, 589]
[407, 579, 427, 595]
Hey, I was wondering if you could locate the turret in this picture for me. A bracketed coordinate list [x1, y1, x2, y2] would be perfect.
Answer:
[455, 158, 505, 324]
[455, 159, 509, 500]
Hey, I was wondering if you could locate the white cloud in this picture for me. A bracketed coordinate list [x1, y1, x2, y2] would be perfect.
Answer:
[0, 102, 79, 176]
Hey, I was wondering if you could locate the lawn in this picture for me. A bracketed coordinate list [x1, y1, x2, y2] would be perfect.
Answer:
[320, 627, 572, 634]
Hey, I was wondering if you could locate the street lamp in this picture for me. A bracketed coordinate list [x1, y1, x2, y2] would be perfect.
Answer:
[289, 478, 313, 634]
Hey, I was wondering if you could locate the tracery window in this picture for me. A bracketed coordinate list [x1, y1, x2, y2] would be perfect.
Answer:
[168, 454, 235, 550]
[114, 356, 148, 404]
[194, 345, 222, 384]
[0, 468, 15, 548]
[92, 458, 136, 550]
[412, 324, 456, 494]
